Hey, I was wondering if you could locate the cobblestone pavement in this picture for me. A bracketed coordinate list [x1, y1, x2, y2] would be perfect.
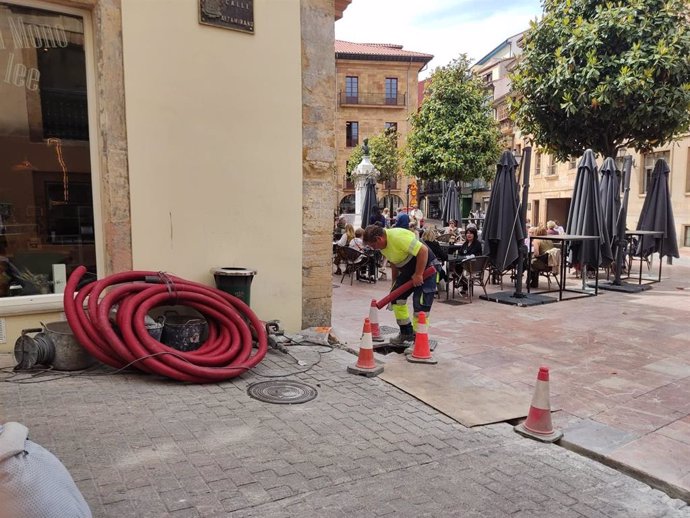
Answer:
[1, 347, 688, 518]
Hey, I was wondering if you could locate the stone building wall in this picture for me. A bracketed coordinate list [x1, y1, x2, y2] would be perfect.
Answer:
[301, 0, 337, 327]
[335, 60, 423, 211]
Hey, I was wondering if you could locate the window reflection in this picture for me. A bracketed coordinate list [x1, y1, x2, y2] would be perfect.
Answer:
[0, 2, 95, 297]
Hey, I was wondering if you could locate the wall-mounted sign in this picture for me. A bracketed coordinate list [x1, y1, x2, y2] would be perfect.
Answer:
[199, 0, 254, 34]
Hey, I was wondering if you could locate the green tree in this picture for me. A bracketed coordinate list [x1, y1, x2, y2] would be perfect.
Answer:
[512, 0, 690, 161]
[347, 128, 400, 183]
[403, 55, 501, 183]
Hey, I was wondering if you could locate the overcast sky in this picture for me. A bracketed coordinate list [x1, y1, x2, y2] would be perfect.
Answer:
[335, 0, 544, 76]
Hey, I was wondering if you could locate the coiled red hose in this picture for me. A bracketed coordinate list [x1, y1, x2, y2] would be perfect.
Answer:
[63, 266, 267, 383]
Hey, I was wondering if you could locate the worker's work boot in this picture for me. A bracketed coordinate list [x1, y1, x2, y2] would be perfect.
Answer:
[389, 332, 416, 345]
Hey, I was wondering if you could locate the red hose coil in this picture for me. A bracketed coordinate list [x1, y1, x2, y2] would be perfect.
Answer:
[63, 266, 267, 383]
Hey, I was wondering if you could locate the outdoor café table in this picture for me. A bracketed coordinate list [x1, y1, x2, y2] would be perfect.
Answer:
[527, 234, 600, 302]
[623, 230, 664, 285]
[444, 254, 472, 299]
[439, 242, 464, 255]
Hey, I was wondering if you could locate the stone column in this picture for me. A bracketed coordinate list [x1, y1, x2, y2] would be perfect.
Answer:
[300, 0, 336, 327]
[351, 153, 378, 229]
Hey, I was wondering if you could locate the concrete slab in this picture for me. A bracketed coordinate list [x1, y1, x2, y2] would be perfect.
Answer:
[561, 419, 640, 455]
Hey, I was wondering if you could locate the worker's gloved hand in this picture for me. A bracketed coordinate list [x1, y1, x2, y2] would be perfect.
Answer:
[412, 273, 423, 287]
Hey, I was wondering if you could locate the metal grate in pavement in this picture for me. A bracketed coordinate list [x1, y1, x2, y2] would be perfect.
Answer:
[247, 380, 318, 405]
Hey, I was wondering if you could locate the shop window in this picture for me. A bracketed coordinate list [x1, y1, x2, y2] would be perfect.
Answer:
[0, 2, 96, 298]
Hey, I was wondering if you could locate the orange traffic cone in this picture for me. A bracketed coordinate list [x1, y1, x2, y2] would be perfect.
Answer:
[369, 299, 384, 342]
[347, 318, 384, 377]
[514, 366, 562, 443]
[406, 312, 437, 365]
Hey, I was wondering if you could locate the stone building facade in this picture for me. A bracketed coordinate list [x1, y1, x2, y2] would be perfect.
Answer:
[334, 41, 432, 216]
[0, 0, 349, 352]
[475, 32, 689, 249]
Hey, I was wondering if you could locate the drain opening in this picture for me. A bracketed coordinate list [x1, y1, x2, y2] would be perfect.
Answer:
[247, 380, 318, 405]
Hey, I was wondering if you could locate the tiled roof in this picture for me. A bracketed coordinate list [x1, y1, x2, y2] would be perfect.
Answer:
[335, 40, 433, 63]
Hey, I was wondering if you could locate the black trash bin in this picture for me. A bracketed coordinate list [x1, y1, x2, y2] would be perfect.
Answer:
[212, 267, 257, 306]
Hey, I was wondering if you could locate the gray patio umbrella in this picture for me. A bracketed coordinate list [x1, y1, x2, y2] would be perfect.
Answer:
[636, 158, 679, 260]
[441, 180, 461, 225]
[360, 176, 378, 229]
[566, 149, 613, 268]
[483, 151, 524, 271]
[599, 157, 621, 257]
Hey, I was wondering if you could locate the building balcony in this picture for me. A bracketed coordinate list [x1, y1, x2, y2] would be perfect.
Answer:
[338, 91, 407, 107]
[382, 177, 399, 190]
[419, 179, 444, 195]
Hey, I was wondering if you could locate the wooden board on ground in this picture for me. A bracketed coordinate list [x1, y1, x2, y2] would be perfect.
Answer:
[379, 354, 537, 427]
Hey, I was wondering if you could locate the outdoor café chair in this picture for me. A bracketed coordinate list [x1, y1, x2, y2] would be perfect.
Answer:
[455, 255, 490, 303]
[338, 246, 366, 285]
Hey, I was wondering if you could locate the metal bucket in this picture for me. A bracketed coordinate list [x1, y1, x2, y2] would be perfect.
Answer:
[43, 321, 96, 371]
[162, 313, 207, 351]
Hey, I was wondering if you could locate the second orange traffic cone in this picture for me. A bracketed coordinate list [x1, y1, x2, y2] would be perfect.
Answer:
[347, 318, 384, 377]
[368, 299, 384, 342]
[514, 366, 562, 443]
[406, 312, 437, 365]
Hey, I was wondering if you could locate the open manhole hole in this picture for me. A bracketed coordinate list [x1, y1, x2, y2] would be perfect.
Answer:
[247, 380, 318, 405]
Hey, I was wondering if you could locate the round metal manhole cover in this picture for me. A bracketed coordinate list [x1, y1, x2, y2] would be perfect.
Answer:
[247, 380, 318, 405]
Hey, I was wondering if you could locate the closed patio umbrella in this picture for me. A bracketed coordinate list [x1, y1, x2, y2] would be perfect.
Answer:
[441, 180, 460, 226]
[566, 149, 613, 269]
[360, 177, 377, 229]
[483, 151, 524, 271]
[599, 157, 621, 257]
[636, 158, 679, 260]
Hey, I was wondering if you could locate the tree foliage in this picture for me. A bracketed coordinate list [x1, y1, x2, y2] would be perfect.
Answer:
[512, 0, 690, 161]
[347, 128, 399, 183]
[403, 55, 501, 183]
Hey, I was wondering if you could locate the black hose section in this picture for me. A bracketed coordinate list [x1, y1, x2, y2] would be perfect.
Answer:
[64, 266, 268, 383]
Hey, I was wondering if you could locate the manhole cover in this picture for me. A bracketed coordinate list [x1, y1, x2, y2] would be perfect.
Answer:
[379, 325, 398, 335]
[247, 380, 317, 405]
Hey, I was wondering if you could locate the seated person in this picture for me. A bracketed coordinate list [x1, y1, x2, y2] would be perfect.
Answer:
[458, 227, 483, 257]
[444, 219, 459, 234]
[530, 226, 554, 287]
[351, 228, 375, 280]
[394, 213, 410, 229]
[422, 228, 448, 283]
[368, 206, 386, 227]
[334, 224, 356, 274]
[444, 220, 460, 242]
[455, 227, 483, 294]
[349, 228, 366, 254]
[546, 220, 559, 235]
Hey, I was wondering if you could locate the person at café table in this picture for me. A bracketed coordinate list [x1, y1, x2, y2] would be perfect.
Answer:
[454, 226, 483, 294]
[444, 219, 460, 238]
[394, 212, 410, 229]
[458, 226, 483, 257]
[422, 228, 448, 284]
[529, 225, 555, 287]
[368, 206, 387, 227]
[334, 223, 356, 275]
[363, 224, 441, 345]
